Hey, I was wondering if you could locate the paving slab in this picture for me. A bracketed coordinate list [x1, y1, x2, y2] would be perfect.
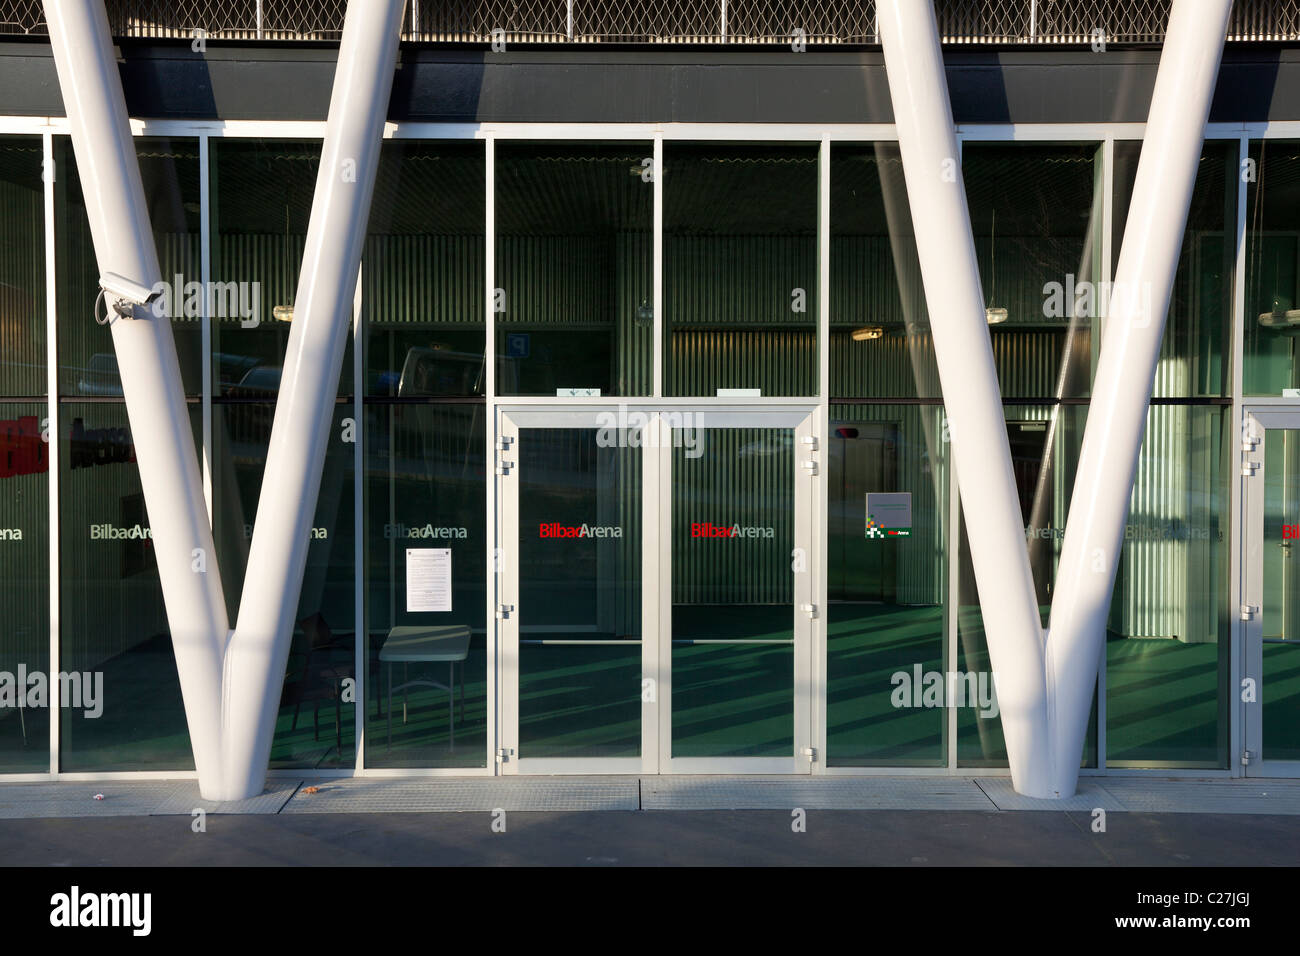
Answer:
[641, 775, 997, 810]
[280, 776, 640, 813]
[977, 777, 1128, 812]
[1100, 777, 1300, 814]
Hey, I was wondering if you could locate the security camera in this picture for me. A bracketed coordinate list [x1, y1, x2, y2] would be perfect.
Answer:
[99, 272, 161, 318]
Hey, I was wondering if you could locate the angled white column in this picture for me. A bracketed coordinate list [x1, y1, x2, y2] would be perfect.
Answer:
[43, 0, 229, 787]
[47, 0, 407, 800]
[877, 0, 1053, 794]
[1045, 0, 1233, 798]
[218, 0, 406, 800]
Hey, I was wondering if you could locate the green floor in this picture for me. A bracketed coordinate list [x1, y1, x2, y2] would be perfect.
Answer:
[5, 609, 1299, 772]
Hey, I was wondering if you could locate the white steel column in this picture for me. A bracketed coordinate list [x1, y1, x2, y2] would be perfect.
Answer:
[1045, 0, 1233, 797]
[877, 0, 1052, 794]
[45, 0, 407, 800]
[43, 0, 229, 788]
[221, 0, 406, 800]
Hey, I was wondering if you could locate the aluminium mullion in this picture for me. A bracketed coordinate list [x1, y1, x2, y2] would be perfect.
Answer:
[44, 130, 59, 777]
[945, 133, 965, 773]
[353, 263, 365, 772]
[484, 135, 499, 774]
[1228, 134, 1250, 776]
[814, 137, 830, 771]
[1098, 135, 1114, 771]
[200, 134, 213, 521]
[653, 135, 663, 398]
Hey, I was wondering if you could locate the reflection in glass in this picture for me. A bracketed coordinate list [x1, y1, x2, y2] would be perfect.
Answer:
[211, 139, 353, 397]
[830, 144, 939, 399]
[665, 144, 818, 397]
[671, 428, 794, 757]
[956, 404, 1090, 767]
[57, 137, 203, 397]
[1106, 405, 1228, 767]
[1244, 140, 1300, 397]
[0, 403, 49, 771]
[1114, 140, 1235, 398]
[517, 429, 641, 757]
[365, 403, 487, 768]
[59, 403, 197, 771]
[212, 402, 356, 768]
[827, 404, 947, 766]
[366, 141, 485, 398]
[0, 137, 45, 397]
[1262, 428, 1300, 761]
[963, 143, 1102, 400]
[495, 143, 653, 396]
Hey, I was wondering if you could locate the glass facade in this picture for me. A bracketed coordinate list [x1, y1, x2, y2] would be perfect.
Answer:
[0, 128, 1279, 779]
[1244, 140, 1300, 397]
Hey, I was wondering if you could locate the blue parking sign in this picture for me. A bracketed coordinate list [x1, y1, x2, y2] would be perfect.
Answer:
[506, 333, 530, 358]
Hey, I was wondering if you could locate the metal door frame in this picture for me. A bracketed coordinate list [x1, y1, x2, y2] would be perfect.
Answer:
[1241, 404, 1300, 777]
[497, 404, 818, 775]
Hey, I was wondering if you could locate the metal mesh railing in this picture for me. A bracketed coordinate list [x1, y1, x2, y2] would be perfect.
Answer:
[1, 0, 1297, 43]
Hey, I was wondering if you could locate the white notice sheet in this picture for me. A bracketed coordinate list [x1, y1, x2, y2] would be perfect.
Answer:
[405, 548, 452, 612]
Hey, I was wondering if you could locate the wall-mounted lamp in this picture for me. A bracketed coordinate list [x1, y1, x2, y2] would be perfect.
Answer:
[851, 326, 885, 341]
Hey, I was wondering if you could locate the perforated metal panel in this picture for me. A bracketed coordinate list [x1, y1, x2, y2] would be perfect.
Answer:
[2, 1, 1296, 42]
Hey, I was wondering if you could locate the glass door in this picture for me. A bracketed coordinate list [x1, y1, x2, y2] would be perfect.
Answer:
[1243, 408, 1300, 777]
[659, 409, 817, 772]
[498, 410, 652, 773]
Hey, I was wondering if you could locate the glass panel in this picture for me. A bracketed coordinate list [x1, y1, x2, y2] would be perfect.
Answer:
[57, 137, 203, 398]
[1113, 140, 1235, 398]
[211, 139, 352, 397]
[211, 402, 355, 769]
[1244, 140, 1300, 397]
[365, 402, 487, 768]
[1262, 427, 1300, 761]
[0, 402, 49, 771]
[59, 402, 198, 771]
[1106, 405, 1228, 767]
[495, 142, 653, 396]
[830, 143, 940, 399]
[366, 141, 485, 398]
[963, 143, 1103, 400]
[956, 403, 1095, 767]
[827, 404, 947, 766]
[671, 426, 794, 757]
[665, 143, 818, 397]
[0, 137, 45, 397]
[517, 428, 641, 758]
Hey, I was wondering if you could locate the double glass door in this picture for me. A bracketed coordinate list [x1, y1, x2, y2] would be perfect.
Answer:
[1242, 407, 1300, 776]
[497, 407, 817, 773]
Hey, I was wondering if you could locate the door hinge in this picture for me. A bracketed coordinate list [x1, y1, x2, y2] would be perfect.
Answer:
[1242, 458, 1260, 477]
[496, 747, 513, 763]
[801, 435, 819, 451]
[801, 747, 818, 762]
[800, 603, 819, 619]
[497, 436, 514, 451]
[1241, 749, 1253, 766]
[801, 459, 819, 476]
[496, 604, 515, 619]
[1240, 604, 1259, 622]
[496, 459, 514, 476]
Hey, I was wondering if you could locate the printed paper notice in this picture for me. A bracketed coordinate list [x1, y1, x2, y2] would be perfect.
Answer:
[406, 548, 452, 612]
